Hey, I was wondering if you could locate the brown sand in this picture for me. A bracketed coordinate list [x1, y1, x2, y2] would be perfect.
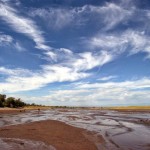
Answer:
[0, 120, 102, 150]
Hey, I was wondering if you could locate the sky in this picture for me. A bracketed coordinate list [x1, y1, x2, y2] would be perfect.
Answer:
[0, 0, 150, 106]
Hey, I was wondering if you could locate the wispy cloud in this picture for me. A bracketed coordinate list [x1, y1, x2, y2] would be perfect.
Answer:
[29, 2, 133, 30]
[0, 33, 26, 52]
[0, 33, 13, 44]
[13, 42, 26, 52]
[89, 2, 133, 30]
[0, 2, 53, 54]
[76, 78, 150, 91]
[29, 1, 150, 60]
[29, 1, 150, 59]
[0, 64, 89, 93]
[0, 49, 113, 93]
[0, 67, 33, 76]
[30, 8, 74, 30]
[88, 30, 150, 58]
[72, 51, 113, 71]
[98, 76, 117, 81]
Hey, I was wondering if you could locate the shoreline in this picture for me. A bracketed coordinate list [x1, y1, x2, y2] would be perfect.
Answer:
[0, 107, 49, 114]
[0, 108, 26, 114]
[0, 105, 150, 114]
[0, 120, 103, 150]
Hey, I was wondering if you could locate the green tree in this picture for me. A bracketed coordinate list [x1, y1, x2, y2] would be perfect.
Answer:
[5, 97, 16, 108]
[0, 94, 6, 107]
[15, 98, 25, 107]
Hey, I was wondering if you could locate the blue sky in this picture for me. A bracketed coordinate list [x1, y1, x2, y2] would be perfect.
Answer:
[0, 0, 150, 106]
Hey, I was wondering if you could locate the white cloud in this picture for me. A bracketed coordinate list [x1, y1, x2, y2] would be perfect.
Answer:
[0, 3, 53, 54]
[0, 33, 27, 52]
[72, 51, 113, 71]
[0, 33, 13, 44]
[52, 78, 150, 104]
[0, 0, 150, 106]
[70, 78, 150, 104]
[98, 75, 117, 81]
[89, 30, 150, 58]
[59, 48, 73, 55]
[0, 67, 33, 76]
[14, 42, 26, 52]
[76, 78, 150, 90]
[28, 1, 150, 60]
[14, 78, 150, 106]
[0, 49, 114, 93]
[30, 8, 74, 29]
[90, 2, 133, 30]
[30, 2, 132, 30]
[0, 64, 89, 93]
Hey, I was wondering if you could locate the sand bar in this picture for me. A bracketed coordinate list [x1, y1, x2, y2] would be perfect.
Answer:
[0, 120, 103, 150]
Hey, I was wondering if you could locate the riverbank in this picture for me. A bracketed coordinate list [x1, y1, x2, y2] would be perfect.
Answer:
[0, 107, 49, 114]
[0, 107, 26, 114]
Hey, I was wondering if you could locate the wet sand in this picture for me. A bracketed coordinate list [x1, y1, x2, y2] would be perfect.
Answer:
[0, 120, 101, 150]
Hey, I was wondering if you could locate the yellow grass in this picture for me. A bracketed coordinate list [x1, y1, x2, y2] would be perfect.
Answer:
[24, 105, 52, 110]
[105, 106, 150, 110]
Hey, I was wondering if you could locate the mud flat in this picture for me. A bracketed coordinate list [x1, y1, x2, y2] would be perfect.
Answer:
[0, 108, 150, 150]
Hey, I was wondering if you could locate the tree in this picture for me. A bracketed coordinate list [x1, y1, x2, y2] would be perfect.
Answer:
[0, 100, 3, 107]
[15, 98, 25, 107]
[0, 94, 6, 107]
[5, 97, 16, 108]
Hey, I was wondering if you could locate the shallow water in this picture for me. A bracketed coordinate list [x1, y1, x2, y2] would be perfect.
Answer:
[0, 109, 150, 150]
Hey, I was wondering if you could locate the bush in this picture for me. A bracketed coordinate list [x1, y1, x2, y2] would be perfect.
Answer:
[0, 94, 26, 108]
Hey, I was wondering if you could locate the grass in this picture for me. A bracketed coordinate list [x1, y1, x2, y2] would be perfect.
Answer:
[105, 106, 150, 110]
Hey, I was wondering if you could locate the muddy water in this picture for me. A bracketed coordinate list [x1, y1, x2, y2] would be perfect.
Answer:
[0, 109, 150, 150]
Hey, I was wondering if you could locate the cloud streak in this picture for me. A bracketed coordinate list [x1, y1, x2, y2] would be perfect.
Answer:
[0, 2, 52, 53]
[98, 76, 117, 81]
[88, 30, 150, 58]
[0, 65, 89, 93]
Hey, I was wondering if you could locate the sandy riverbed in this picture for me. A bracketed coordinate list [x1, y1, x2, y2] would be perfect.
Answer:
[0, 108, 150, 150]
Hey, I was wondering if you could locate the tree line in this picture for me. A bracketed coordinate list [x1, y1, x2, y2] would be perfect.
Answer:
[0, 94, 26, 108]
